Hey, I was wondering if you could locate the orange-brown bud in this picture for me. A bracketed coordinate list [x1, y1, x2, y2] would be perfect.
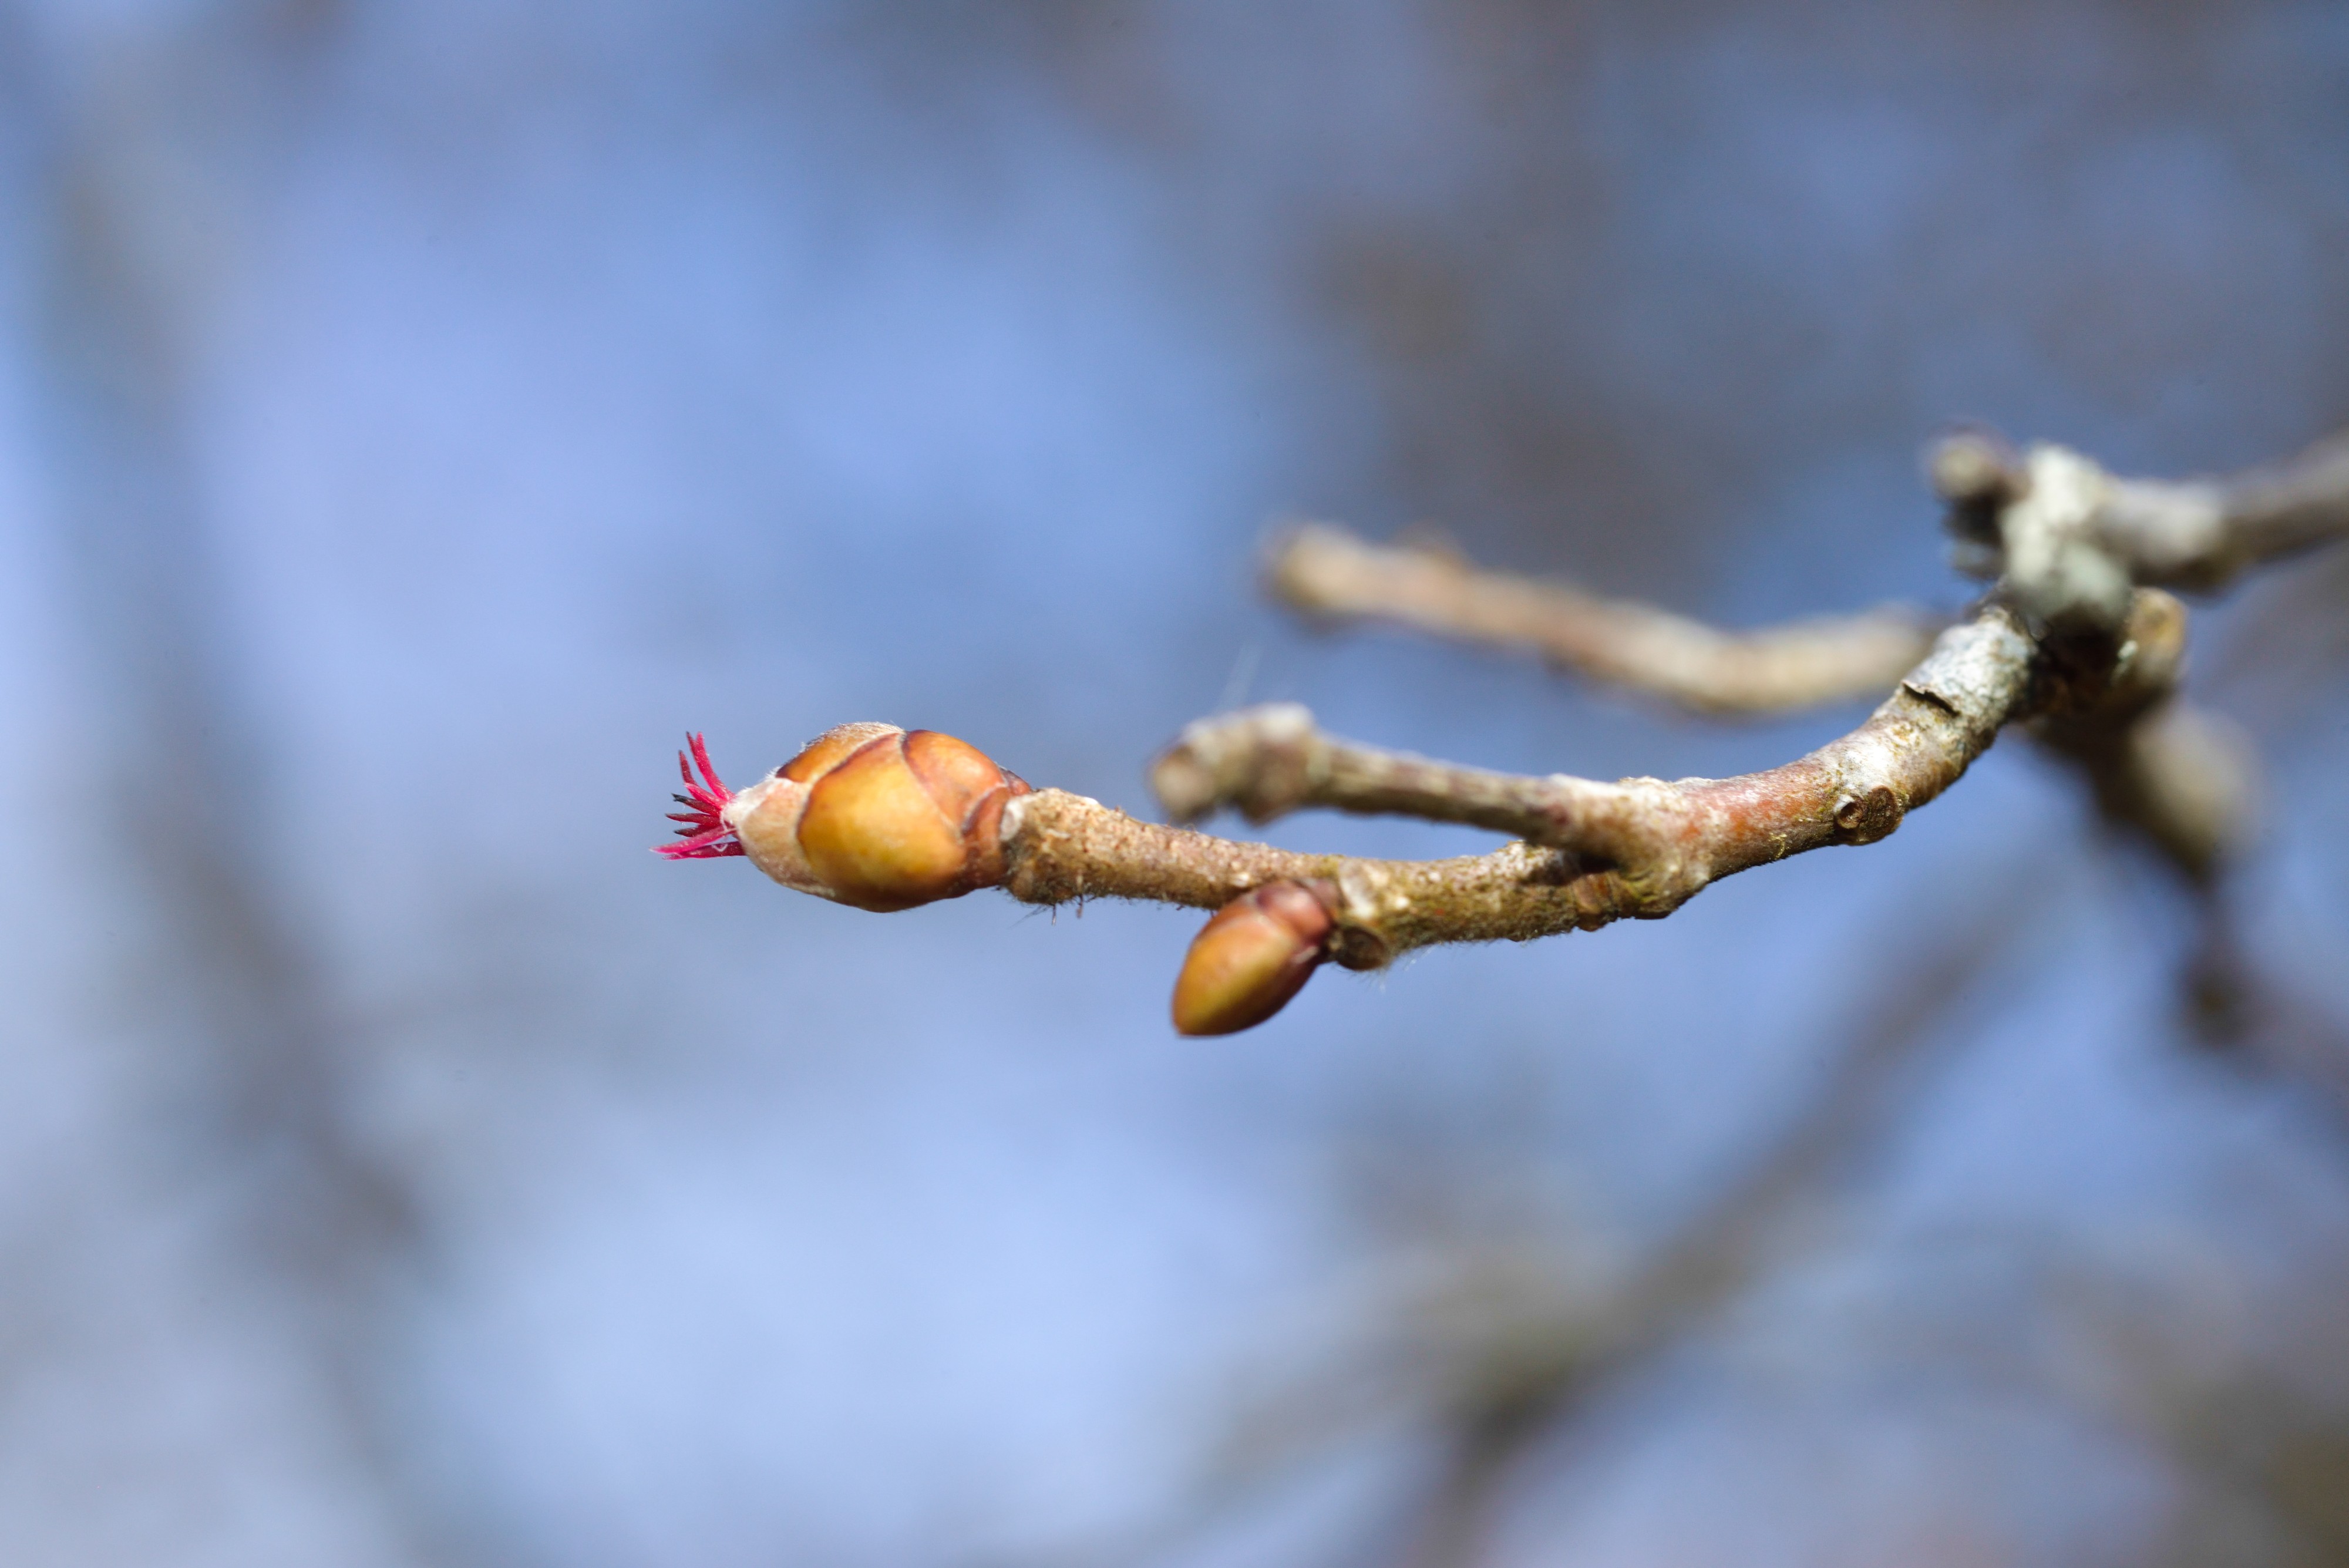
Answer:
[1170, 880, 1335, 1037]
[723, 724, 1030, 911]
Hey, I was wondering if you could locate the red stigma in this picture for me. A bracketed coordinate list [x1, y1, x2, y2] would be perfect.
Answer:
[656, 732, 746, 859]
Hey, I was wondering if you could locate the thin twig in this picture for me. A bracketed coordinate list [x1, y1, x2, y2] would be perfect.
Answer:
[1267, 522, 1946, 716]
[964, 594, 2207, 968]
[995, 603, 2047, 964]
[1933, 427, 2349, 597]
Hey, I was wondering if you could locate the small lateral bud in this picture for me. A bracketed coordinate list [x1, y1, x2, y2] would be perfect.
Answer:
[1170, 880, 1335, 1037]
[704, 724, 1030, 911]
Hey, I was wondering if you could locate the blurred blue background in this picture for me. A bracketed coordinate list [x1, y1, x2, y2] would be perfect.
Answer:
[5, 2, 2349, 1564]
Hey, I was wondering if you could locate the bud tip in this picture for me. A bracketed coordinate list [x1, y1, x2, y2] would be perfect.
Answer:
[655, 732, 747, 860]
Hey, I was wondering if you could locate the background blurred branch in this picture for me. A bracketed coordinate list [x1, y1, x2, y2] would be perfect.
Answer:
[1379, 859, 2051, 1568]
[999, 844, 2056, 1568]
[21, 5, 474, 1563]
[1267, 521, 1946, 716]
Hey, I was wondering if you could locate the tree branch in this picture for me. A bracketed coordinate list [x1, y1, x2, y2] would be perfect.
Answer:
[1002, 601, 2047, 965]
[2003, 584, 2254, 887]
[672, 422, 2318, 1032]
[1253, 452, 2259, 896]
[1266, 521, 1947, 716]
[1934, 427, 2349, 598]
[700, 595, 2194, 1007]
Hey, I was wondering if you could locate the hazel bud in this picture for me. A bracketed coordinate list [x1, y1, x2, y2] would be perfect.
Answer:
[1170, 880, 1335, 1037]
[722, 724, 1031, 911]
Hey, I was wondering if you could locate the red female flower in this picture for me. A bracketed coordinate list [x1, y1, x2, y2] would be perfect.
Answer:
[655, 732, 746, 859]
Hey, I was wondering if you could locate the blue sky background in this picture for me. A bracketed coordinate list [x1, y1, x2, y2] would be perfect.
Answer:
[4, 4, 2349, 1564]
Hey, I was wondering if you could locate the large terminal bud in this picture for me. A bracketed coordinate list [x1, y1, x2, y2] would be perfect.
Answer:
[662, 725, 1030, 912]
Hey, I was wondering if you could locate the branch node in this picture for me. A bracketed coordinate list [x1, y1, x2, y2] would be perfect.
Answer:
[1832, 785, 1904, 845]
[1930, 427, 2030, 509]
[1153, 703, 1320, 825]
[1998, 445, 2135, 636]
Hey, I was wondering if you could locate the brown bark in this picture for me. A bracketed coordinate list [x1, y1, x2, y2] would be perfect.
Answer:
[1001, 603, 2055, 965]
[1267, 521, 1945, 715]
